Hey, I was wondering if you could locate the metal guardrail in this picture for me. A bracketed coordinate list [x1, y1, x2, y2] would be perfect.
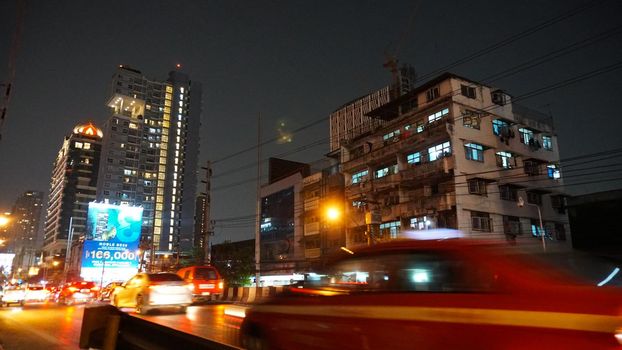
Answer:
[80, 305, 240, 350]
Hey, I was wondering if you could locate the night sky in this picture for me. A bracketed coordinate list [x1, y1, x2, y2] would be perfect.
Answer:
[1, 0, 621, 244]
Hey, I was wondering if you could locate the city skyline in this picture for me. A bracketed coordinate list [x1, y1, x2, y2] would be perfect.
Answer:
[1, 0, 622, 247]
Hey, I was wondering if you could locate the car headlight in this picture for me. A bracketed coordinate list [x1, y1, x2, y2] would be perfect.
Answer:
[218, 282, 224, 289]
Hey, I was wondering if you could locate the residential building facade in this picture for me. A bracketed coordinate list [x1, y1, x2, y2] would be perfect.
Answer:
[43, 123, 103, 257]
[339, 73, 570, 250]
[96, 65, 202, 259]
[300, 166, 345, 265]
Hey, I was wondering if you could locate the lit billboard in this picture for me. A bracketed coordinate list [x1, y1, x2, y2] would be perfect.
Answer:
[80, 202, 143, 284]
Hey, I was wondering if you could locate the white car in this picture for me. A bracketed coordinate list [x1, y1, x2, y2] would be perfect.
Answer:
[1, 287, 25, 307]
[111, 272, 192, 314]
[24, 285, 50, 303]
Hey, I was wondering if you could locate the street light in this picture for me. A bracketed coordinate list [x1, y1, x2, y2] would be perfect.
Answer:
[517, 196, 546, 252]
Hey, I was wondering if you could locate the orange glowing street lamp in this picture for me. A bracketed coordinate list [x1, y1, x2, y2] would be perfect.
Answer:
[326, 206, 341, 221]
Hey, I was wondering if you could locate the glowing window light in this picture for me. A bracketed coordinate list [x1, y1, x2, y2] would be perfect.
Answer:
[412, 269, 430, 283]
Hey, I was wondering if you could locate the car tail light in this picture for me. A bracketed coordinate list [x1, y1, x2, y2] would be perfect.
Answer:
[186, 284, 195, 292]
[218, 282, 224, 289]
[68, 287, 78, 292]
[91, 286, 100, 291]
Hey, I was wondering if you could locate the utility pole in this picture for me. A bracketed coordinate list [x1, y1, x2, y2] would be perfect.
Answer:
[255, 113, 262, 287]
[201, 161, 213, 265]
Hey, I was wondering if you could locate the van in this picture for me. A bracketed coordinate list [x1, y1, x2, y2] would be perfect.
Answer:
[177, 265, 224, 301]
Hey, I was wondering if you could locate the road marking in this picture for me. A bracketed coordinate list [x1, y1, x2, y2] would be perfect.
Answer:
[251, 305, 622, 333]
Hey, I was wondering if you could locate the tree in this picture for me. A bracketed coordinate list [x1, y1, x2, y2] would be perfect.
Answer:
[211, 241, 254, 286]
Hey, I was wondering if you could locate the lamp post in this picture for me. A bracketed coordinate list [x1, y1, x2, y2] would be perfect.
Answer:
[518, 196, 546, 252]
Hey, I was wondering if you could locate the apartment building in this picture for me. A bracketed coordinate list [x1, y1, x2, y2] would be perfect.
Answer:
[43, 123, 103, 256]
[97, 65, 202, 257]
[338, 73, 570, 250]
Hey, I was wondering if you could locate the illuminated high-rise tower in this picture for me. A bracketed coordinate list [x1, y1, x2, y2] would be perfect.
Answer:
[96, 65, 202, 258]
[42, 123, 103, 257]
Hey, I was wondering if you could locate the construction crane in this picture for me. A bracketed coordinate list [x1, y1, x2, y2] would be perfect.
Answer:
[383, 0, 420, 99]
[0, 0, 27, 142]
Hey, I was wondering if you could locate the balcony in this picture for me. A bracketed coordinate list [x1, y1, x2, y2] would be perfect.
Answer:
[401, 157, 454, 183]
[304, 222, 320, 235]
[342, 120, 451, 172]
[371, 173, 400, 192]
[398, 193, 455, 218]
[305, 248, 321, 259]
[346, 180, 371, 197]
[303, 197, 319, 211]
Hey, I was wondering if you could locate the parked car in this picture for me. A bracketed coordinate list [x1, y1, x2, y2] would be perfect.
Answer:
[110, 272, 192, 314]
[177, 265, 224, 301]
[24, 285, 51, 303]
[239, 239, 622, 350]
[1, 286, 25, 307]
[56, 281, 99, 305]
[99, 281, 125, 301]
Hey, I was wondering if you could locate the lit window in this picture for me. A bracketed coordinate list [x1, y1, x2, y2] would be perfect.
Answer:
[380, 221, 400, 239]
[83, 142, 91, 149]
[547, 164, 561, 179]
[375, 165, 397, 178]
[492, 119, 510, 136]
[129, 123, 138, 129]
[542, 135, 553, 150]
[75, 142, 83, 149]
[352, 170, 369, 184]
[383, 129, 400, 143]
[407, 152, 421, 165]
[518, 128, 534, 145]
[428, 141, 451, 161]
[180, 87, 184, 93]
[410, 216, 433, 230]
[427, 108, 449, 124]
[464, 143, 484, 162]
[495, 151, 514, 168]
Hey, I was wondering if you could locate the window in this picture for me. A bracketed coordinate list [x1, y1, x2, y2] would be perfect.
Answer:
[380, 221, 400, 239]
[524, 160, 541, 176]
[554, 223, 566, 241]
[496, 151, 514, 168]
[460, 84, 476, 99]
[383, 129, 401, 144]
[491, 90, 507, 105]
[492, 119, 510, 136]
[426, 86, 440, 101]
[407, 152, 421, 165]
[502, 216, 521, 237]
[471, 211, 491, 232]
[468, 179, 487, 195]
[527, 191, 542, 205]
[530, 219, 545, 238]
[550, 195, 566, 214]
[375, 165, 397, 178]
[542, 135, 553, 150]
[464, 143, 484, 162]
[405, 120, 425, 133]
[75, 142, 83, 149]
[427, 108, 449, 124]
[499, 185, 518, 201]
[462, 110, 481, 129]
[410, 216, 433, 230]
[547, 164, 560, 179]
[352, 170, 369, 184]
[428, 141, 451, 161]
[83, 142, 91, 150]
[518, 128, 534, 145]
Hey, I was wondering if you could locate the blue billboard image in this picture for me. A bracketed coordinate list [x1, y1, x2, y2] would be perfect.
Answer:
[80, 202, 143, 285]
